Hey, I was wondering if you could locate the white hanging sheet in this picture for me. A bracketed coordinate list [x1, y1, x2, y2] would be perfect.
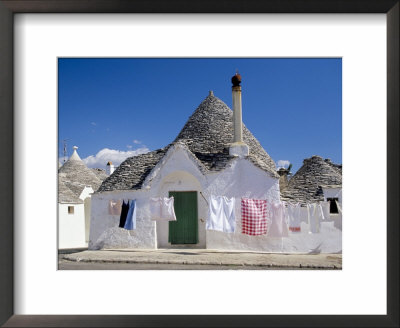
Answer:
[335, 200, 342, 214]
[206, 195, 236, 233]
[150, 197, 177, 221]
[320, 201, 330, 220]
[307, 203, 324, 233]
[267, 201, 289, 237]
[286, 202, 302, 232]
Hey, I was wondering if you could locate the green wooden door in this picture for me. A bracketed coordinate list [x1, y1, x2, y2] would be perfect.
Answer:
[168, 191, 198, 244]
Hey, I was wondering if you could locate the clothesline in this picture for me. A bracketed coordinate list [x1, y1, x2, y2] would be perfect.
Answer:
[206, 195, 334, 236]
[199, 191, 209, 205]
[107, 195, 340, 236]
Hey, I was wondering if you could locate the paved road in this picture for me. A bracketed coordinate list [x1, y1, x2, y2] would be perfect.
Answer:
[60, 249, 341, 270]
[58, 259, 289, 270]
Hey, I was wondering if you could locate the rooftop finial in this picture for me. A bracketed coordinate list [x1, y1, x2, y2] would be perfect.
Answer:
[231, 71, 241, 87]
[209, 90, 214, 96]
[69, 146, 81, 161]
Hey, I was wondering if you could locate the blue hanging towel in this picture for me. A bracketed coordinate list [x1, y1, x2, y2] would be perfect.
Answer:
[124, 199, 137, 230]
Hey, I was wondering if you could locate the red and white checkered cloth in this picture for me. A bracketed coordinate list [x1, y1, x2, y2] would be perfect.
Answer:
[241, 198, 268, 235]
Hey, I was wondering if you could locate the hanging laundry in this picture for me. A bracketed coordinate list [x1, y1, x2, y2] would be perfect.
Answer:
[307, 203, 324, 233]
[124, 199, 137, 230]
[108, 199, 122, 215]
[161, 197, 177, 221]
[286, 202, 302, 232]
[267, 201, 289, 237]
[119, 200, 129, 228]
[335, 200, 342, 214]
[206, 195, 236, 233]
[150, 198, 162, 220]
[320, 201, 330, 220]
[150, 197, 177, 221]
[241, 198, 268, 236]
[300, 205, 310, 225]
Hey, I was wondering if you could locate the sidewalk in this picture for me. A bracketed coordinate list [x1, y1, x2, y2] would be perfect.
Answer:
[62, 249, 342, 269]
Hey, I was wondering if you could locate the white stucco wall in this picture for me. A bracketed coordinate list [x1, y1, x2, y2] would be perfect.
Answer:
[89, 190, 157, 250]
[79, 186, 94, 201]
[84, 198, 91, 243]
[58, 203, 86, 249]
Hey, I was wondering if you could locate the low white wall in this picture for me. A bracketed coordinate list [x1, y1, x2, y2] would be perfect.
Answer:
[88, 190, 156, 250]
[58, 203, 86, 249]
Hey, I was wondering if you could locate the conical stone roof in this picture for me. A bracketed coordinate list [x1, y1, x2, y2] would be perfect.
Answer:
[173, 93, 278, 175]
[91, 168, 108, 181]
[281, 155, 342, 204]
[58, 175, 84, 204]
[58, 148, 104, 200]
[98, 92, 278, 193]
[98, 148, 167, 192]
[59, 158, 103, 190]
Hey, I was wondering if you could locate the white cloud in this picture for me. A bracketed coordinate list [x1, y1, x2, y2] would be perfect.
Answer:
[82, 147, 149, 169]
[133, 139, 141, 144]
[91, 122, 97, 126]
[126, 145, 133, 149]
[276, 160, 290, 168]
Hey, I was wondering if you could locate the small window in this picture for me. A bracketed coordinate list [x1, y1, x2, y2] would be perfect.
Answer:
[327, 198, 339, 214]
[68, 206, 74, 214]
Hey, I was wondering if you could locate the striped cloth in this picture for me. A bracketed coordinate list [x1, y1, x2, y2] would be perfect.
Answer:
[241, 198, 268, 235]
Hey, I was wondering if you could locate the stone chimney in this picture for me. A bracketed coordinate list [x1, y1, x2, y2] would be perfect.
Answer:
[229, 72, 249, 157]
[277, 168, 290, 191]
[106, 161, 114, 175]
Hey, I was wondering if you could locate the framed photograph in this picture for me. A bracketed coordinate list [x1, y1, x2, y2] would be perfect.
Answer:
[0, 0, 398, 327]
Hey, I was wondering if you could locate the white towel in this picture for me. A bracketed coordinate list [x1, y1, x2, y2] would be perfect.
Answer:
[267, 201, 289, 237]
[307, 203, 324, 233]
[161, 197, 176, 221]
[335, 200, 342, 214]
[320, 201, 330, 220]
[286, 203, 302, 232]
[150, 197, 162, 220]
[206, 195, 236, 233]
[150, 197, 177, 221]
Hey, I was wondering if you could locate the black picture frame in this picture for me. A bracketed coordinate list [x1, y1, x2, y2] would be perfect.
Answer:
[0, 1, 398, 327]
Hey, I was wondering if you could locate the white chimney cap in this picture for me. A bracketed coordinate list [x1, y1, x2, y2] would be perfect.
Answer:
[69, 146, 81, 161]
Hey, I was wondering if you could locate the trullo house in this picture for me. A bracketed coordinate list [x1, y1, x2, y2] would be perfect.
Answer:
[89, 74, 342, 253]
[281, 155, 342, 230]
[58, 146, 106, 249]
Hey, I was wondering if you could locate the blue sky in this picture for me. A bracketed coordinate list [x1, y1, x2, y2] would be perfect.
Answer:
[58, 58, 342, 173]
